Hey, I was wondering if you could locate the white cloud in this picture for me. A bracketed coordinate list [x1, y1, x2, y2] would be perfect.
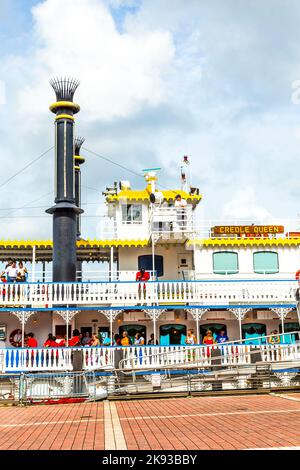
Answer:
[15, 0, 174, 125]
[221, 188, 273, 222]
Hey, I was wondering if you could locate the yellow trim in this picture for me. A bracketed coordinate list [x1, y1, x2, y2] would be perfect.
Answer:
[77, 239, 150, 248]
[186, 237, 300, 248]
[0, 239, 150, 249]
[74, 155, 85, 164]
[55, 114, 75, 121]
[107, 189, 202, 204]
[50, 101, 80, 113]
[74, 165, 80, 171]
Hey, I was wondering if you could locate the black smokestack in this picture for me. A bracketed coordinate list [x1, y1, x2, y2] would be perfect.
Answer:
[46, 77, 83, 282]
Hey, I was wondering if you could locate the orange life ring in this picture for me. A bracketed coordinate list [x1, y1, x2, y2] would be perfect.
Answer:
[296, 270, 300, 281]
[9, 329, 23, 348]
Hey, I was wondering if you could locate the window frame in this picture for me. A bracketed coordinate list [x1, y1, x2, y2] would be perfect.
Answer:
[121, 204, 143, 224]
[253, 251, 279, 275]
[212, 251, 239, 275]
[138, 254, 164, 277]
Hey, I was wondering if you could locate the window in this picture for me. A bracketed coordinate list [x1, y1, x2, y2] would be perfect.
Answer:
[121, 204, 142, 223]
[253, 251, 279, 274]
[242, 323, 267, 343]
[159, 324, 187, 345]
[138, 255, 164, 277]
[279, 322, 300, 333]
[213, 252, 238, 275]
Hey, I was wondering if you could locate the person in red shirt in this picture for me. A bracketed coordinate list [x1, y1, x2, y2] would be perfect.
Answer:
[0, 274, 7, 301]
[44, 333, 57, 347]
[136, 268, 150, 300]
[27, 332, 38, 348]
[68, 329, 81, 347]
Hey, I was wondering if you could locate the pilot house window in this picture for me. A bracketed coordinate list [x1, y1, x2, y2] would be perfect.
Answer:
[121, 204, 142, 223]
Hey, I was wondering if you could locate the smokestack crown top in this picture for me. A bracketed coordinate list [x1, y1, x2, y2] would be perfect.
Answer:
[74, 136, 85, 156]
[50, 77, 80, 102]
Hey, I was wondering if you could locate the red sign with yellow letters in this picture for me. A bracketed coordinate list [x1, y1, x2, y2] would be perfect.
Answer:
[213, 225, 284, 235]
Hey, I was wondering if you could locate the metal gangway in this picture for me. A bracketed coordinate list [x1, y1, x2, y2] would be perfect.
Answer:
[108, 332, 300, 397]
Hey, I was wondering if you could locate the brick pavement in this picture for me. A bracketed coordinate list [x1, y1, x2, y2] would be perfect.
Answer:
[0, 394, 299, 450]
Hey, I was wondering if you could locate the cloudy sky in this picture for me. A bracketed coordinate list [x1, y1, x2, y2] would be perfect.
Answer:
[0, 0, 300, 239]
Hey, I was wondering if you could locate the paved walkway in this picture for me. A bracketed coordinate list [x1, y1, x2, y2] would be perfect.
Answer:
[0, 394, 300, 450]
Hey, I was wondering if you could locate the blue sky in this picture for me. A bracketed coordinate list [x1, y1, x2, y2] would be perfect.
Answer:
[1, 0, 300, 239]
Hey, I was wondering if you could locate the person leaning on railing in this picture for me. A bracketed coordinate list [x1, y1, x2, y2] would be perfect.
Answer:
[202, 330, 216, 358]
[136, 268, 150, 300]
[185, 329, 197, 362]
[68, 329, 81, 347]
[268, 330, 281, 344]
[121, 331, 131, 346]
[174, 194, 187, 230]
[0, 274, 7, 301]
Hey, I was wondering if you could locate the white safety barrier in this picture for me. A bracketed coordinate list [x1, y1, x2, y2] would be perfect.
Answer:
[1, 343, 300, 373]
[0, 279, 297, 307]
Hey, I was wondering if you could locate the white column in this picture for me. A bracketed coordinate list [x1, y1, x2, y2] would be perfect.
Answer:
[151, 234, 155, 279]
[66, 311, 70, 345]
[144, 309, 165, 344]
[110, 310, 113, 345]
[32, 245, 36, 282]
[153, 316, 157, 345]
[185, 308, 209, 344]
[55, 310, 80, 346]
[21, 312, 25, 348]
[228, 308, 250, 342]
[238, 316, 242, 341]
[110, 246, 114, 281]
[273, 308, 292, 336]
[281, 315, 285, 335]
[196, 314, 199, 344]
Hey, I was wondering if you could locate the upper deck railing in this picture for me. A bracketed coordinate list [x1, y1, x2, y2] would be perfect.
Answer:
[0, 278, 298, 308]
[97, 214, 300, 242]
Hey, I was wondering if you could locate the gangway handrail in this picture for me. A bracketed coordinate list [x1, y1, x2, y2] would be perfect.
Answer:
[118, 331, 300, 369]
[115, 346, 300, 376]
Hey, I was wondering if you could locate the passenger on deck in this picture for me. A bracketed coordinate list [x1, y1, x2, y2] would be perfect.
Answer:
[27, 332, 38, 348]
[0, 274, 7, 299]
[269, 330, 281, 344]
[202, 330, 216, 345]
[5, 261, 18, 283]
[174, 194, 187, 230]
[121, 331, 131, 346]
[185, 329, 197, 345]
[17, 261, 28, 282]
[136, 268, 150, 300]
[81, 331, 92, 346]
[68, 329, 81, 347]
[134, 332, 145, 345]
[91, 334, 100, 346]
[113, 334, 122, 346]
[148, 333, 158, 345]
[216, 330, 229, 344]
[44, 333, 57, 347]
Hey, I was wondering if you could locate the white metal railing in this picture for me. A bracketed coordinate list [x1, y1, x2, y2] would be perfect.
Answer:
[151, 207, 194, 234]
[1, 343, 300, 373]
[120, 343, 300, 370]
[95, 215, 300, 240]
[0, 278, 297, 307]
